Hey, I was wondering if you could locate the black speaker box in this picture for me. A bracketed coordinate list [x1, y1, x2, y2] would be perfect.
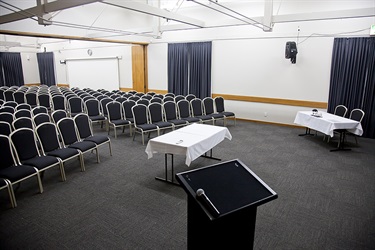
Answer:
[285, 41, 298, 59]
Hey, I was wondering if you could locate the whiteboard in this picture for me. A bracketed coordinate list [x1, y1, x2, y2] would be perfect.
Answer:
[66, 58, 119, 90]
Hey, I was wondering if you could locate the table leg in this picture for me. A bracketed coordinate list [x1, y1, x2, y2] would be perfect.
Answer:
[201, 149, 221, 161]
[155, 153, 180, 185]
[298, 127, 314, 136]
[330, 131, 351, 152]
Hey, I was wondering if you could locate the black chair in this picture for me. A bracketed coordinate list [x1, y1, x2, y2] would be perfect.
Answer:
[36, 122, 84, 176]
[37, 94, 51, 111]
[346, 109, 365, 145]
[12, 117, 34, 130]
[0, 112, 14, 125]
[153, 94, 164, 99]
[25, 92, 38, 108]
[214, 96, 236, 126]
[190, 99, 214, 124]
[57, 118, 99, 166]
[177, 99, 201, 124]
[14, 109, 32, 119]
[150, 97, 163, 104]
[32, 106, 48, 116]
[15, 103, 32, 111]
[165, 93, 175, 98]
[137, 99, 149, 106]
[174, 95, 185, 103]
[128, 96, 140, 102]
[51, 110, 68, 124]
[131, 104, 159, 145]
[185, 94, 196, 102]
[84, 99, 106, 125]
[33, 113, 51, 127]
[122, 100, 136, 128]
[203, 97, 225, 125]
[100, 97, 113, 118]
[4, 90, 15, 102]
[3, 101, 18, 108]
[163, 96, 174, 103]
[13, 91, 26, 104]
[163, 101, 188, 129]
[68, 97, 84, 117]
[334, 105, 348, 117]
[51, 95, 67, 112]
[74, 113, 112, 156]
[10, 128, 62, 182]
[0, 106, 15, 114]
[148, 102, 173, 133]
[106, 101, 132, 138]
[114, 97, 127, 103]
[0, 121, 12, 136]
[0, 135, 43, 208]
[141, 95, 152, 101]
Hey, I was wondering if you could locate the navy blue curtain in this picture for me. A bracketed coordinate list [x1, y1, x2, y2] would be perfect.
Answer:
[37, 52, 56, 86]
[168, 42, 212, 99]
[0, 52, 24, 86]
[168, 43, 189, 96]
[328, 37, 375, 138]
[189, 42, 212, 99]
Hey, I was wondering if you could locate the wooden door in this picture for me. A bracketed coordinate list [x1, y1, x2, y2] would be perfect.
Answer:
[132, 45, 148, 93]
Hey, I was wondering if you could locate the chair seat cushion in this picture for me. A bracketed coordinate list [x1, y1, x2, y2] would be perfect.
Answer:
[182, 117, 201, 123]
[221, 111, 235, 117]
[168, 119, 187, 126]
[84, 135, 110, 145]
[47, 148, 80, 160]
[210, 113, 225, 119]
[197, 115, 213, 121]
[153, 121, 173, 128]
[110, 119, 130, 126]
[137, 124, 158, 131]
[68, 141, 97, 152]
[22, 155, 59, 170]
[0, 165, 37, 182]
[89, 115, 106, 122]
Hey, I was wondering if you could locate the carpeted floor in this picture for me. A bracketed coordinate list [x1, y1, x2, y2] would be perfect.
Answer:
[0, 120, 374, 249]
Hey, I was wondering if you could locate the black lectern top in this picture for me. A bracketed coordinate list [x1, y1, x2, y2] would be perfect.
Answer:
[176, 159, 278, 220]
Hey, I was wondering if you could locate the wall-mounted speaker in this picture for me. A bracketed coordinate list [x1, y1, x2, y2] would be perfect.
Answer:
[285, 41, 298, 64]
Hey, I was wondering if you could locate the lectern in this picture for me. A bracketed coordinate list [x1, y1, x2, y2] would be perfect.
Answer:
[176, 159, 278, 250]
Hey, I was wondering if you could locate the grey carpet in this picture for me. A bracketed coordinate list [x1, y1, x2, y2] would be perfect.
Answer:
[0, 121, 374, 250]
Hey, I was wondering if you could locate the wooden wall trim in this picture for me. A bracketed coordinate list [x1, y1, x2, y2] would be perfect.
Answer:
[212, 93, 328, 109]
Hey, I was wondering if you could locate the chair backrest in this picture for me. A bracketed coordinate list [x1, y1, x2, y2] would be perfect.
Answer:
[132, 104, 149, 126]
[3, 101, 18, 108]
[334, 105, 348, 117]
[51, 110, 67, 124]
[128, 96, 140, 102]
[136, 99, 149, 106]
[13, 91, 25, 104]
[0, 121, 12, 136]
[150, 97, 163, 104]
[122, 100, 136, 119]
[190, 99, 204, 116]
[185, 94, 196, 102]
[0, 106, 15, 114]
[0, 112, 14, 124]
[4, 90, 15, 101]
[115, 97, 127, 103]
[0, 135, 17, 169]
[85, 99, 101, 116]
[51, 95, 66, 111]
[12, 117, 34, 130]
[163, 96, 174, 103]
[106, 101, 123, 121]
[174, 95, 185, 103]
[165, 93, 175, 98]
[37, 94, 51, 109]
[10, 128, 40, 162]
[163, 101, 178, 120]
[74, 113, 94, 139]
[16, 103, 32, 111]
[57, 117, 80, 146]
[33, 113, 51, 127]
[35, 122, 61, 153]
[349, 109, 365, 122]
[14, 109, 32, 119]
[32, 106, 48, 116]
[153, 94, 164, 99]
[100, 98, 113, 115]
[148, 103, 164, 123]
[202, 97, 215, 115]
[214, 96, 225, 113]
[177, 100, 191, 119]
[68, 97, 84, 114]
[141, 95, 152, 100]
[25, 92, 38, 107]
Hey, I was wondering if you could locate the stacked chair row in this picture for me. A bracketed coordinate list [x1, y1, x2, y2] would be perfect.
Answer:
[0, 112, 111, 209]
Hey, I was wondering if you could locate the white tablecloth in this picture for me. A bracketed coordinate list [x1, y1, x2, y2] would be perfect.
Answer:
[145, 124, 232, 166]
[294, 111, 363, 137]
